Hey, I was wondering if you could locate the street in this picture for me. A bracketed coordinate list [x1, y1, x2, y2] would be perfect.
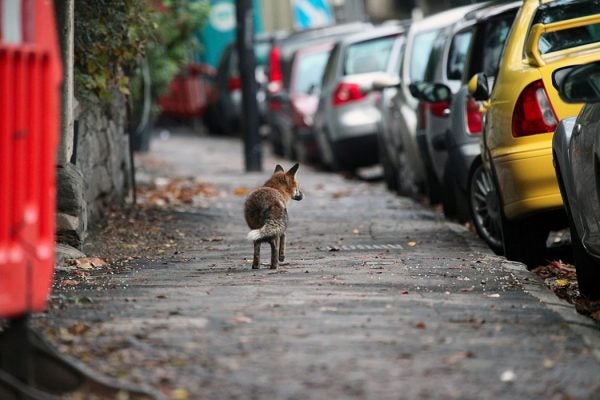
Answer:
[38, 129, 600, 399]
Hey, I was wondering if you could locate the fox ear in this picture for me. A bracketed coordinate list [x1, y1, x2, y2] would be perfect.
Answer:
[287, 163, 299, 176]
[274, 164, 284, 174]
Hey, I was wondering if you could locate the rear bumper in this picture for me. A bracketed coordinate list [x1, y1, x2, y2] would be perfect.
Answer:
[332, 134, 379, 169]
[493, 148, 563, 220]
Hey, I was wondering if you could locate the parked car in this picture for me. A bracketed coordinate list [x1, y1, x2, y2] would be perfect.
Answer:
[412, 1, 519, 207]
[553, 61, 600, 300]
[380, 3, 487, 197]
[313, 25, 407, 171]
[270, 41, 334, 163]
[203, 34, 274, 135]
[415, 2, 519, 231]
[266, 22, 373, 156]
[469, 0, 600, 265]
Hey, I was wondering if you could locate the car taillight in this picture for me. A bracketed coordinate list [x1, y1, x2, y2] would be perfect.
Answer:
[332, 82, 366, 107]
[465, 96, 482, 135]
[228, 76, 241, 91]
[430, 101, 449, 118]
[418, 100, 449, 130]
[268, 45, 282, 93]
[511, 80, 558, 137]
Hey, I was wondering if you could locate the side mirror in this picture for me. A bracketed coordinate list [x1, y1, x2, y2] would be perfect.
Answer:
[422, 83, 452, 103]
[372, 74, 401, 91]
[468, 73, 489, 101]
[558, 61, 600, 104]
[409, 81, 428, 99]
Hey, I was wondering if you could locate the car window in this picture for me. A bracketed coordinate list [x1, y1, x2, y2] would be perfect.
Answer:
[409, 29, 440, 82]
[533, 0, 600, 54]
[465, 11, 517, 81]
[321, 44, 340, 87]
[292, 49, 331, 94]
[423, 31, 445, 82]
[446, 29, 473, 81]
[343, 35, 397, 75]
[254, 41, 271, 66]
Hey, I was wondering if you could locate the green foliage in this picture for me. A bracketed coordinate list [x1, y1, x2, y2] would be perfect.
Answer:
[145, 0, 210, 100]
[74, 0, 209, 104]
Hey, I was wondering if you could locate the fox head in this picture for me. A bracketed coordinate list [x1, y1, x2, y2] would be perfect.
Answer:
[267, 163, 304, 201]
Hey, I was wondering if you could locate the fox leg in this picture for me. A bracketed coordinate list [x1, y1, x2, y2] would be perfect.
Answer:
[252, 241, 260, 269]
[279, 233, 286, 262]
[269, 236, 280, 269]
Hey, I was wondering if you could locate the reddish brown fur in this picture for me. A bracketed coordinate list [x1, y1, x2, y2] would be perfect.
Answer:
[244, 164, 303, 269]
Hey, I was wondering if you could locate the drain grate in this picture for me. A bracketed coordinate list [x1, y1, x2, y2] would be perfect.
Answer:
[326, 244, 404, 251]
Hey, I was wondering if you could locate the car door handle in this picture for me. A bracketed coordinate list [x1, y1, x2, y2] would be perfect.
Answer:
[443, 108, 451, 117]
[573, 123, 582, 136]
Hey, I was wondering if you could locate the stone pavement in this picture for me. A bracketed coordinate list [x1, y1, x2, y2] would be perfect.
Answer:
[42, 130, 600, 399]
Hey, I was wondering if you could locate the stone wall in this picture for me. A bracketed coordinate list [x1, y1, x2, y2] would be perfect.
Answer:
[56, 93, 132, 249]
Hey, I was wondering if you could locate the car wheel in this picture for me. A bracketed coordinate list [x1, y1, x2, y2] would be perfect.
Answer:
[378, 136, 398, 191]
[282, 128, 296, 160]
[555, 162, 600, 300]
[468, 162, 503, 254]
[396, 146, 419, 198]
[425, 164, 442, 204]
[442, 168, 457, 220]
[270, 127, 284, 156]
[567, 210, 600, 300]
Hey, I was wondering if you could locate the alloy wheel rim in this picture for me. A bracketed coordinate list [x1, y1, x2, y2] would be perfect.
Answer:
[470, 166, 503, 250]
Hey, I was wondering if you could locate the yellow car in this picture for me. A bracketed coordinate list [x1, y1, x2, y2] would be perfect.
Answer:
[467, 0, 600, 266]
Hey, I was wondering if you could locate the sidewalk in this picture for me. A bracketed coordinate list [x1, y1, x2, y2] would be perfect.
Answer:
[40, 130, 600, 399]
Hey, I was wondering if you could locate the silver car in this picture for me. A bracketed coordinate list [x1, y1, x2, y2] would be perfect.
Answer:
[384, 3, 487, 197]
[553, 61, 600, 300]
[313, 25, 406, 171]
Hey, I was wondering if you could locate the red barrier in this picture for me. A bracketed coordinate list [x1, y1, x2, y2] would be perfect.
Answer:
[0, 0, 63, 318]
[158, 63, 215, 118]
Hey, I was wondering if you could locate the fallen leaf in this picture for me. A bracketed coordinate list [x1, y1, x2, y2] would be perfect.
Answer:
[554, 279, 570, 287]
[459, 287, 475, 292]
[443, 351, 474, 365]
[232, 315, 252, 324]
[352, 229, 360, 235]
[233, 186, 250, 196]
[201, 236, 223, 242]
[407, 241, 417, 247]
[59, 279, 79, 287]
[172, 388, 189, 400]
[415, 322, 426, 329]
[68, 323, 90, 335]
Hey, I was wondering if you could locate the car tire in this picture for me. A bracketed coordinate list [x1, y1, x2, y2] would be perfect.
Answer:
[567, 211, 600, 300]
[468, 162, 503, 255]
[425, 164, 442, 204]
[378, 136, 398, 191]
[396, 146, 420, 198]
[442, 169, 457, 220]
[555, 161, 600, 300]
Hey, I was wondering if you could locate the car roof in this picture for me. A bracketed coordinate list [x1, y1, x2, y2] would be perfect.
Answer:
[334, 24, 406, 48]
[463, 0, 522, 22]
[409, 2, 493, 33]
[275, 22, 373, 50]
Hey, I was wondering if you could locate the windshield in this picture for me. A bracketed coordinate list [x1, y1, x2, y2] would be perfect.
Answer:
[409, 29, 440, 82]
[533, 0, 600, 54]
[292, 49, 331, 94]
[343, 35, 397, 75]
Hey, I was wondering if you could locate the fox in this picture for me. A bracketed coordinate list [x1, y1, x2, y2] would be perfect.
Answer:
[244, 163, 304, 269]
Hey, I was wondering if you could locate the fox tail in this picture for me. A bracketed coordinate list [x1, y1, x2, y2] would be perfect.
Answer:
[247, 218, 286, 241]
